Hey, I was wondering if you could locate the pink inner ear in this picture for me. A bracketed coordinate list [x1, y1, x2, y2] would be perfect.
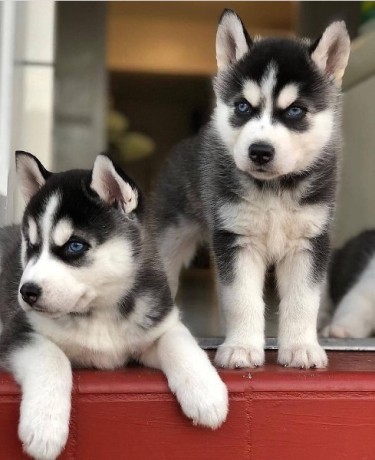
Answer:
[326, 40, 340, 77]
[17, 156, 47, 201]
[102, 169, 123, 205]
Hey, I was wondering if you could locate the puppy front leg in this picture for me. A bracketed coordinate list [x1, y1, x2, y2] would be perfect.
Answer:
[140, 321, 228, 429]
[213, 234, 266, 368]
[8, 333, 72, 460]
[277, 249, 328, 368]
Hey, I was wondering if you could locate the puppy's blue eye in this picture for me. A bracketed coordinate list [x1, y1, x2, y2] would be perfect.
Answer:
[235, 100, 251, 114]
[67, 241, 85, 254]
[285, 106, 306, 120]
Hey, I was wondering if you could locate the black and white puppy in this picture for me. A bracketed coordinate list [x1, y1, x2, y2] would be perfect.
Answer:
[0, 152, 228, 460]
[151, 9, 351, 369]
[321, 230, 375, 338]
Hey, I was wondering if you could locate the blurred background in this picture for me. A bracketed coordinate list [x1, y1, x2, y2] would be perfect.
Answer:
[0, 1, 374, 338]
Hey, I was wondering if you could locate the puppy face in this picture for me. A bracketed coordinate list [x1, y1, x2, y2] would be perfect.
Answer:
[214, 10, 350, 181]
[16, 153, 142, 317]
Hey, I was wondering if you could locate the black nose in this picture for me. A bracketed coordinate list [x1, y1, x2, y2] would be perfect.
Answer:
[249, 143, 275, 165]
[20, 283, 41, 306]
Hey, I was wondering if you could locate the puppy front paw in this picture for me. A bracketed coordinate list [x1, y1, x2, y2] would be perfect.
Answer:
[175, 374, 228, 429]
[278, 342, 328, 369]
[19, 398, 70, 460]
[215, 343, 265, 369]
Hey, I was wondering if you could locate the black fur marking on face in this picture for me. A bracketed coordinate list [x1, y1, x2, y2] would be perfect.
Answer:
[24, 168, 142, 257]
[51, 238, 92, 268]
[212, 229, 238, 285]
[329, 230, 375, 305]
[25, 242, 42, 263]
[229, 106, 260, 128]
[215, 37, 332, 113]
[273, 107, 310, 132]
[310, 231, 331, 283]
[21, 220, 41, 263]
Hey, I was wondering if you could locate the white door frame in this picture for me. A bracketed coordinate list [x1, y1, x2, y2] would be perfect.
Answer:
[0, 1, 55, 225]
[0, 0, 15, 225]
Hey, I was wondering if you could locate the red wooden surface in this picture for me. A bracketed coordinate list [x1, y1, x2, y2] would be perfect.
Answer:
[1, 352, 375, 460]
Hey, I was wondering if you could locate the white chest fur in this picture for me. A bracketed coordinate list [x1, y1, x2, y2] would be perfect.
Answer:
[218, 192, 329, 262]
[28, 304, 179, 370]
[29, 310, 132, 369]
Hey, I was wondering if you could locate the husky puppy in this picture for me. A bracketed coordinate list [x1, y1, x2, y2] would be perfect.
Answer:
[0, 152, 228, 460]
[322, 230, 375, 338]
[151, 9, 351, 369]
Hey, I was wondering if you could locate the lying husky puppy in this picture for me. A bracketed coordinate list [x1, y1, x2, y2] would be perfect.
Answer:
[0, 152, 228, 460]
[322, 230, 375, 338]
[151, 9, 351, 369]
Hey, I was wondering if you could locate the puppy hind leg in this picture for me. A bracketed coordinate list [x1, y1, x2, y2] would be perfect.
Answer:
[140, 320, 228, 429]
[317, 278, 333, 333]
[158, 220, 202, 298]
[322, 288, 375, 338]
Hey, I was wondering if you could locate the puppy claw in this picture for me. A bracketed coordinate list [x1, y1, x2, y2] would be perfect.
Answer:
[278, 343, 328, 369]
[215, 344, 265, 369]
[175, 376, 228, 429]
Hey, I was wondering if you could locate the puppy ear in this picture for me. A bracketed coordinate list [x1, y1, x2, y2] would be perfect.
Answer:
[91, 155, 139, 214]
[216, 9, 252, 72]
[310, 21, 350, 86]
[15, 151, 51, 202]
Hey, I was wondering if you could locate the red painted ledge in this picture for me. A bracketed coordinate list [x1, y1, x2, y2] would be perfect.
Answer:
[1, 351, 375, 460]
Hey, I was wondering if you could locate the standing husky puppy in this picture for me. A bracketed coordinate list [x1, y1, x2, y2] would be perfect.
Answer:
[0, 152, 228, 460]
[152, 9, 350, 369]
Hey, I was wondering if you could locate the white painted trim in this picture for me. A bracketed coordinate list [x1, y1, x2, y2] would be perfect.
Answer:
[0, 0, 15, 197]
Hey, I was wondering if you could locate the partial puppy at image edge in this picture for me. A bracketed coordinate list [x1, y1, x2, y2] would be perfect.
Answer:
[320, 230, 375, 339]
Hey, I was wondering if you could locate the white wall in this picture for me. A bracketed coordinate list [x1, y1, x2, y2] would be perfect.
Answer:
[0, 1, 55, 224]
[0, 0, 15, 225]
[334, 32, 375, 246]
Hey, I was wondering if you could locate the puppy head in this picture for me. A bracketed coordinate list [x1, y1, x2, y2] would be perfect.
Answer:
[16, 152, 142, 317]
[213, 10, 350, 181]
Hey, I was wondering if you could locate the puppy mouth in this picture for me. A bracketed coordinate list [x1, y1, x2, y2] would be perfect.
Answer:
[31, 304, 63, 318]
[249, 168, 281, 180]
[18, 288, 96, 317]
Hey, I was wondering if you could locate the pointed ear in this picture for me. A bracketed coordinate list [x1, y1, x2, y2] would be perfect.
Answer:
[310, 21, 350, 86]
[216, 9, 252, 72]
[90, 155, 139, 214]
[15, 151, 51, 202]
